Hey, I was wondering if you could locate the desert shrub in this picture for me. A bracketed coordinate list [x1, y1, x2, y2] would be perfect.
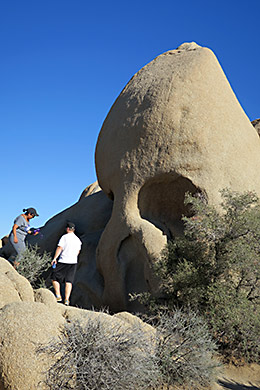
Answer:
[17, 245, 51, 288]
[153, 309, 219, 390]
[206, 284, 260, 362]
[149, 189, 260, 362]
[39, 317, 160, 390]
[39, 310, 218, 390]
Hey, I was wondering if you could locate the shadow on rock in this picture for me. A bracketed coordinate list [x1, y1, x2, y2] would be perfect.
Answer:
[218, 379, 260, 390]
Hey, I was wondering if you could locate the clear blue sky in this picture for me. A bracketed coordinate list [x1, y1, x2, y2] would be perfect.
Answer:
[1, 0, 259, 238]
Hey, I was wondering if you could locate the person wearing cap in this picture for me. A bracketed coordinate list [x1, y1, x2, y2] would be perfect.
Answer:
[8, 207, 39, 268]
[51, 222, 82, 306]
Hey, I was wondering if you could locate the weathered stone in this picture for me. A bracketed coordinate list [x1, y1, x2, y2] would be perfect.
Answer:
[252, 118, 260, 136]
[0, 301, 65, 390]
[78, 180, 101, 201]
[0, 236, 8, 249]
[34, 287, 57, 307]
[95, 42, 260, 311]
[0, 239, 17, 262]
[0, 291, 154, 390]
[0, 258, 34, 309]
[212, 363, 260, 389]
[114, 311, 155, 337]
[0, 255, 152, 389]
[27, 186, 113, 308]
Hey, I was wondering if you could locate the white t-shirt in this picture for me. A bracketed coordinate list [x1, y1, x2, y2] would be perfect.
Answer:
[58, 232, 82, 264]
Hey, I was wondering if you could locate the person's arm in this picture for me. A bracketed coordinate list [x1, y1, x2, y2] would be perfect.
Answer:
[51, 246, 63, 266]
[12, 224, 19, 243]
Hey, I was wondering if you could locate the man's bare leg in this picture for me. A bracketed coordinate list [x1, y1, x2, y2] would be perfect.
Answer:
[64, 282, 72, 304]
[52, 280, 62, 301]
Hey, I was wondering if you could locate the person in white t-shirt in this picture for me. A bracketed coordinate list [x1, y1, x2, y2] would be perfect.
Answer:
[51, 222, 82, 305]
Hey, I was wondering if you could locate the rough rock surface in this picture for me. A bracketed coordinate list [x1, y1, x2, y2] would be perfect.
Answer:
[0, 238, 17, 262]
[252, 118, 260, 136]
[27, 187, 113, 308]
[0, 259, 259, 390]
[0, 258, 34, 308]
[0, 301, 65, 390]
[78, 180, 101, 201]
[212, 363, 260, 390]
[95, 42, 260, 311]
[3, 237, 8, 246]
[0, 258, 153, 390]
[0, 236, 8, 247]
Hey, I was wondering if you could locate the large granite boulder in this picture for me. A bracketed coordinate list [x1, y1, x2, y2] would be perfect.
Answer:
[95, 42, 260, 311]
[0, 301, 65, 390]
[0, 258, 34, 308]
[27, 187, 113, 309]
[0, 185, 112, 310]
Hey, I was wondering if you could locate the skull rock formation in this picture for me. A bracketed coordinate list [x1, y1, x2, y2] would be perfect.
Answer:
[95, 42, 260, 311]
[10, 43, 260, 313]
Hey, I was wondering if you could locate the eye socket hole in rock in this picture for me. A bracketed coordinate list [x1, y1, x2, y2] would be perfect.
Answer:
[138, 173, 205, 238]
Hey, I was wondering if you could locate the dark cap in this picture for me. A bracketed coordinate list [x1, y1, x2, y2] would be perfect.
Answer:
[67, 222, 75, 229]
[25, 207, 39, 216]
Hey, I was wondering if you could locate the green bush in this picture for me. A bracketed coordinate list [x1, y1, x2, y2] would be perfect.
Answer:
[17, 245, 51, 288]
[149, 190, 260, 362]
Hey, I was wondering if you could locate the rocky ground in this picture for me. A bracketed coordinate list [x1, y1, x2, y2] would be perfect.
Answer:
[213, 364, 260, 390]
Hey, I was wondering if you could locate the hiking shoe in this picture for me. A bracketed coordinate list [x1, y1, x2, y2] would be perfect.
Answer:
[64, 299, 69, 306]
[56, 296, 62, 303]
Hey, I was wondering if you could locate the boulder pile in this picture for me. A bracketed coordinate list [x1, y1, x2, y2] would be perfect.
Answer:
[0, 257, 153, 390]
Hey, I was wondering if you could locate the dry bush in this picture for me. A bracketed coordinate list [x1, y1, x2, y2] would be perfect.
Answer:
[17, 245, 50, 288]
[38, 317, 160, 390]
[153, 310, 219, 390]
[39, 309, 219, 390]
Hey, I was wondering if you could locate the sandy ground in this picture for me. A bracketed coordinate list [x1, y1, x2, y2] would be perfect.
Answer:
[212, 364, 260, 390]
